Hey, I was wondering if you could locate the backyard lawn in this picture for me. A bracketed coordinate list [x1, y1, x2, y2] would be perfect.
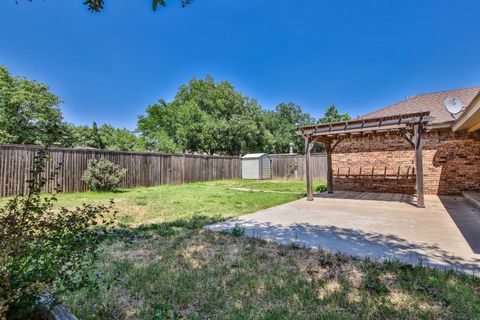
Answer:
[53, 179, 324, 227]
[53, 180, 480, 319]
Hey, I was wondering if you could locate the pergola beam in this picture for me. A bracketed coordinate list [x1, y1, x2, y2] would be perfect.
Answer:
[300, 112, 433, 133]
[310, 122, 411, 136]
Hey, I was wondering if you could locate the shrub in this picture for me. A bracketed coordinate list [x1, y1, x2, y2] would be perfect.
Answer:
[231, 224, 245, 237]
[288, 161, 299, 173]
[0, 149, 117, 319]
[82, 158, 126, 192]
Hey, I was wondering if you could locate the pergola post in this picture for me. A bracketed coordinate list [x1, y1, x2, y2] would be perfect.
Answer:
[414, 123, 425, 208]
[305, 136, 314, 201]
[326, 141, 334, 194]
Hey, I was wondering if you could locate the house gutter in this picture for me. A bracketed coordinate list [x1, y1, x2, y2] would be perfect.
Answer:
[427, 122, 453, 130]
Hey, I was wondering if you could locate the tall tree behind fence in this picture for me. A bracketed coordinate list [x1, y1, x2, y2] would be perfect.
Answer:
[270, 154, 327, 180]
[0, 144, 241, 197]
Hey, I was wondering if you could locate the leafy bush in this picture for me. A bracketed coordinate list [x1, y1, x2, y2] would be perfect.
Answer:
[0, 149, 117, 319]
[82, 158, 126, 192]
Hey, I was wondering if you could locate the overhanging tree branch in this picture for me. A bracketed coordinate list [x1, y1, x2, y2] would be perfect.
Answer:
[19, 0, 192, 12]
[82, 0, 193, 12]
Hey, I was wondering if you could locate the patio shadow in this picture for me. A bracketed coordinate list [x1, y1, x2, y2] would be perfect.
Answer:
[207, 219, 480, 275]
[439, 195, 480, 254]
[314, 190, 417, 207]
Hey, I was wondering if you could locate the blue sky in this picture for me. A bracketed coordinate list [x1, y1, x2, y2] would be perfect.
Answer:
[1, 0, 479, 130]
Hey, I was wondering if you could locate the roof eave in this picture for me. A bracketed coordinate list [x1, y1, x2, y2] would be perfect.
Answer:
[452, 92, 480, 132]
[427, 121, 454, 130]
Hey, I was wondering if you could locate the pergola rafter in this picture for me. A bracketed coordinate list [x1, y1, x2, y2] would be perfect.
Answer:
[298, 111, 434, 207]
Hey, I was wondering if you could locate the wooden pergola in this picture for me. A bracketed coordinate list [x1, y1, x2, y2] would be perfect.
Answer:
[297, 111, 434, 208]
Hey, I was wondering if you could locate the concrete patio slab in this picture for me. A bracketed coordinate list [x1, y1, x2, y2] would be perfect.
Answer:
[206, 191, 480, 275]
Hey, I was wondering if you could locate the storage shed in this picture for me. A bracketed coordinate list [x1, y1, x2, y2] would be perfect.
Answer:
[241, 153, 271, 179]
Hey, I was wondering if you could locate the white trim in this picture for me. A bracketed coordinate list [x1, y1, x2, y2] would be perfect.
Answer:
[241, 153, 267, 159]
[453, 93, 480, 132]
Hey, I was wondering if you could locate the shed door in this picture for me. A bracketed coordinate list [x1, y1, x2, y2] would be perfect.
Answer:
[260, 156, 271, 179]
[242, 159, 260, 179]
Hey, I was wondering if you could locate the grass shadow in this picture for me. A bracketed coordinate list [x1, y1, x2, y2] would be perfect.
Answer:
[113, 214, 227, 239]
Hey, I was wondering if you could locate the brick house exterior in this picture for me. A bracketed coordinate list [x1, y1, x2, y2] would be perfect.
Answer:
[329, 87, 480, 195]
[333, 130, 480, 195]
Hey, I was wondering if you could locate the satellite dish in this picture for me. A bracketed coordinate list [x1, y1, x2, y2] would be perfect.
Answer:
[444, 96, 463, 115]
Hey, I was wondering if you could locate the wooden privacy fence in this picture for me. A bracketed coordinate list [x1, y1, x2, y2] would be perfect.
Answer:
[0, 144, 241, 197]
[270, 153, 327, 180]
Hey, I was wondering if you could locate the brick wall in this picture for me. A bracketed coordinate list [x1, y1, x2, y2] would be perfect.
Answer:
[332, 129, 480, 194]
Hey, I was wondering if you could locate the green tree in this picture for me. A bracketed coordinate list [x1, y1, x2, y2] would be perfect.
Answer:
[91, 121, 105, 149]
[314, 105, 351, 152]
[135, 130, 180, 153]
[64, 124, 92, 148]
[98, 124, 141, 151]
[66, 123, 103, 149]
[66, 123, 141, 151]
[136, 99, 182, 153]
[137, 76, 269, 156]
[263, 102, 315, 154]
[317, 105, 351, 124]
[0, 66, 65, 145]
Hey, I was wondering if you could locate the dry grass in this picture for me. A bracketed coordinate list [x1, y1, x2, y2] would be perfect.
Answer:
[57, 180, 480, 319]
[64, 229, 480, 319]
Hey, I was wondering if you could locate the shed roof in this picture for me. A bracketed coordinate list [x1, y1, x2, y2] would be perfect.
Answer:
[358, 86, 480, 125]
[242, 153, 268, 159]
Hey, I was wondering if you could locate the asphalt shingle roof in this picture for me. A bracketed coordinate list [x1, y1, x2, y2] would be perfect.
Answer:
[359, 87, 480, 125]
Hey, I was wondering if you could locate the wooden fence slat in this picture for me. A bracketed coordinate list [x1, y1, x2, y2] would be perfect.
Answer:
[0, 145, 327, 197]
[270, 154, 327, 180]
[0, 145, 243, 197]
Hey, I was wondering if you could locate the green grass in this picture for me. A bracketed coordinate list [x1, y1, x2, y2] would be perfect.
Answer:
[54, 179, 480, 320]
[54, 180, 307, 227]
[215, 179, 327, 193]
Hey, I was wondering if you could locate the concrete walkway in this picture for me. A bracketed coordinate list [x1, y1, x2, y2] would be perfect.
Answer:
[226, 187, 301, 194]
[207, 191, 480, 275]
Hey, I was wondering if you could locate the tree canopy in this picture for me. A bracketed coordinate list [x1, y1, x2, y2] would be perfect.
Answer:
[0, 66, 351, 155]
[312, 105, 352, 152]
[263, 102, 315, 154]
[136, 77, 351, 155]
[318, 105, 351, 124]
[0, 66, 66, 145]
[65, 122, 141, 151]
[137, 76, 271, 155]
